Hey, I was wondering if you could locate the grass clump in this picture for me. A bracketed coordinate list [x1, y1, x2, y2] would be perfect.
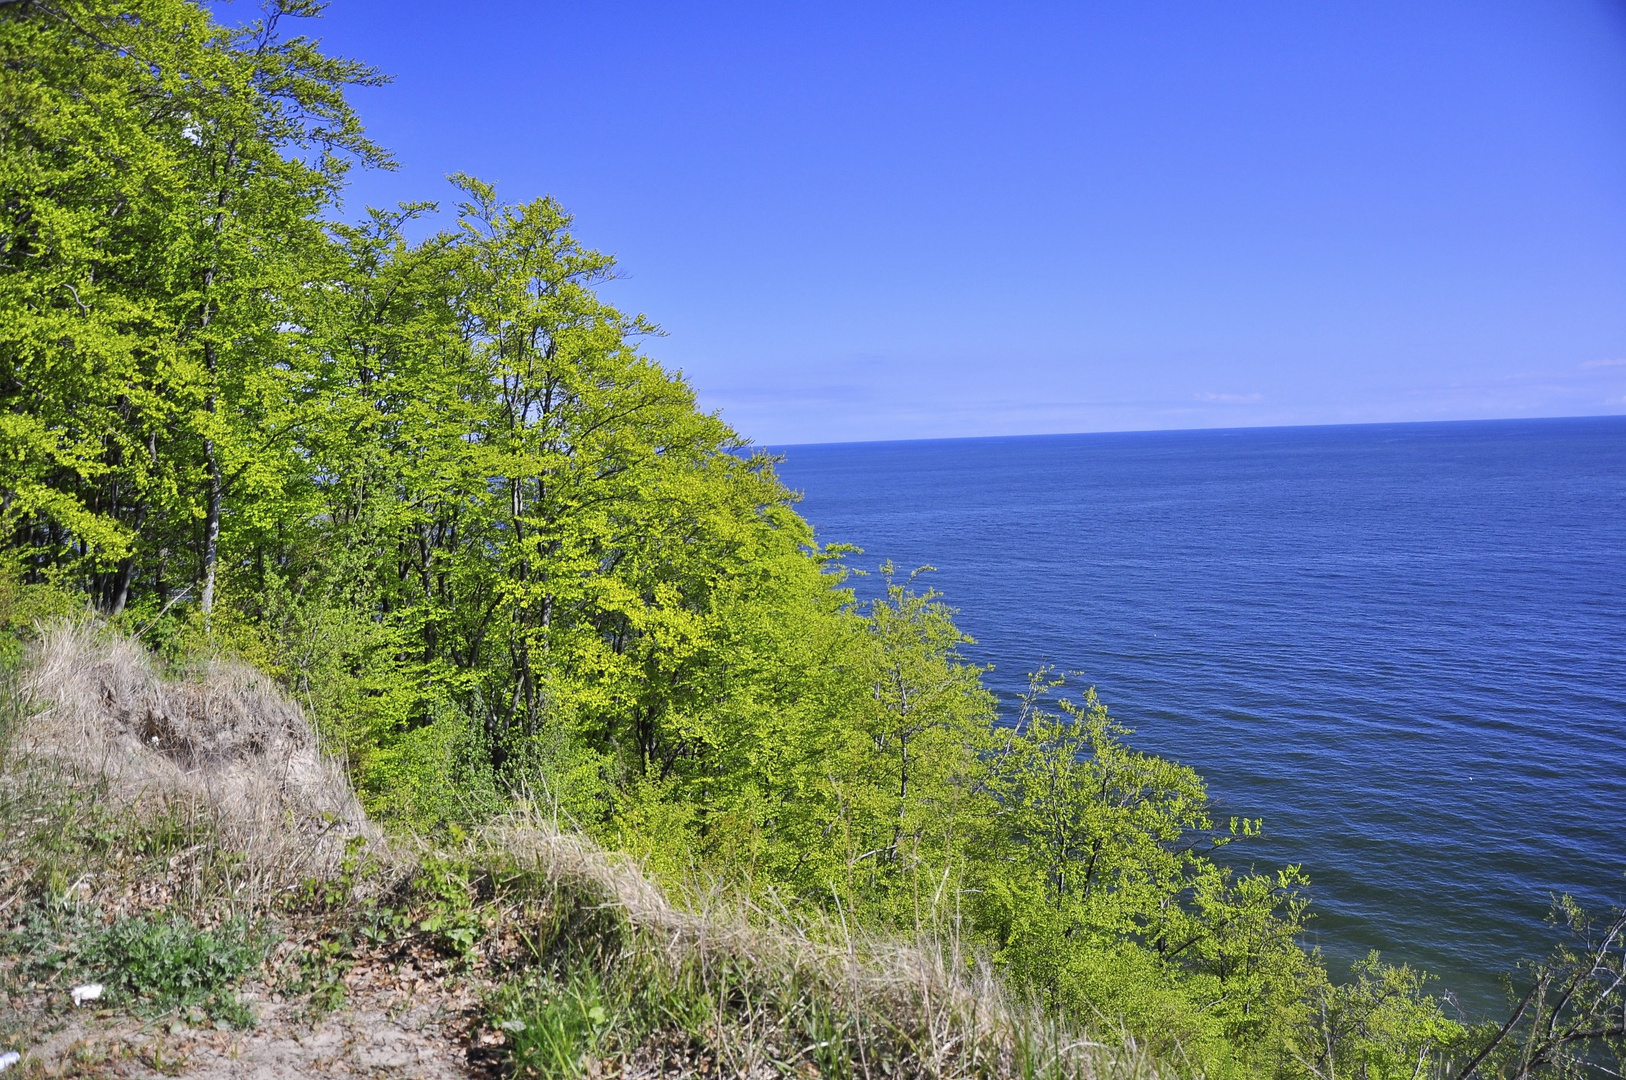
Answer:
[459, 817, 1148, 1080]
[4, 906, 266, 1027]
[479, 930, 1135, 1080]
[491, 969, 624, 1079]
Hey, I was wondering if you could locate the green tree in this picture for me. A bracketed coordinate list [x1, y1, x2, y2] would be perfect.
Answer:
[1303, 952, 1467, 1080]
[0, 0, 385, 618]
[252, 175, 868, 832]
[1455, 897, 1626, 1080]
[827, 566, 996, 918]
[983, 671, 1321, 1074]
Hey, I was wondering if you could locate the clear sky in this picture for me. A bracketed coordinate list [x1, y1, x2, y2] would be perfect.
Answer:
[280, 1, 1626, 445]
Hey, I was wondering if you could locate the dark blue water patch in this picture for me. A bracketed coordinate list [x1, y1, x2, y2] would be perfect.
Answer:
[768, 416, 1626, 1019]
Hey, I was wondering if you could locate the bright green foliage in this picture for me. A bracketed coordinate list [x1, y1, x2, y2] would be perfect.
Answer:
[815, 566, 998, 920]
[254, 177, 855, 828]
[1304, 953, 1467, 1080]
[979, 671, 1318, 1074]
[0, 562, 79, 666]
[0, 0, 387, 618]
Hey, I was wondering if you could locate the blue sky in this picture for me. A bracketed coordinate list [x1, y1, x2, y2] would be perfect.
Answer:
[284, 1, 1626, 444]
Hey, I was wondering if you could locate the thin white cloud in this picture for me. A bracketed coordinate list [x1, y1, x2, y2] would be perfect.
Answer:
[1195, 391, 1264, 404]
[1581, 358, 1626, 369]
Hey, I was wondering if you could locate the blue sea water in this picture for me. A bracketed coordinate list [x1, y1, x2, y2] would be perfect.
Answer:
[770, 416, 1626, 1017]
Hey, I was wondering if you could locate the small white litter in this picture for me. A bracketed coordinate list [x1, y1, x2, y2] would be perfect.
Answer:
[0, 1049, 21, 1071]
[70, 983, 104, 1006]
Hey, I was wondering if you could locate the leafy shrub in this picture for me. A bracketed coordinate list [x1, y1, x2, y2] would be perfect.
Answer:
[1304, 952, 1468, 1080]
[0, 563, 79, 668]
[416, 854, 483, 958]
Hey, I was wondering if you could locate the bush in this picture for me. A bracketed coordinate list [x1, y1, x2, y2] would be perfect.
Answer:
[0, 562, 80, 667]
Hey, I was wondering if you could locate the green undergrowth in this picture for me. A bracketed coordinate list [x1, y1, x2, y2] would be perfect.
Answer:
[0, 639, 1397, 1080]
[6, 632, 1621, 1080]
[3, 906, 264, 1027]
[443, 837, 1152, 1080]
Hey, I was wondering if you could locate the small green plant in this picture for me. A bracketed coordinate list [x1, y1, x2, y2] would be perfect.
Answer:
[278, 931, 356, 1020]
[416, 855, 483, 958]
[4, 907, 268, 1027]
[491, 969, 625, 1080]
[81, 913, 267, 1026]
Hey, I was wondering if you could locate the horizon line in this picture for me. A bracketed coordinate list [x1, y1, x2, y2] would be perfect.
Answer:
[756, 411, 1626, 452]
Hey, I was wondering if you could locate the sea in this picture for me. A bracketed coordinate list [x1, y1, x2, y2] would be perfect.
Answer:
[769, 415, 1626, 1019]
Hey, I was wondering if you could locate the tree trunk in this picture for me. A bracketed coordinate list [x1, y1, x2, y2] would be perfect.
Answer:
[195, 129, 237, 621]
[200, 432, 221, 617]
[109, 556, 136, 616]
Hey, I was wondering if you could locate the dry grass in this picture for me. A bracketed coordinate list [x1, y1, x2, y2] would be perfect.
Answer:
[478, 808, 1166, 1080]
[0, 622, 1171, 1080]
[7, 620, 384, 907]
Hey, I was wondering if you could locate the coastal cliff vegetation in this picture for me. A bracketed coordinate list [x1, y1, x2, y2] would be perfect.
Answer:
[2, 2, 1622, 1077]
